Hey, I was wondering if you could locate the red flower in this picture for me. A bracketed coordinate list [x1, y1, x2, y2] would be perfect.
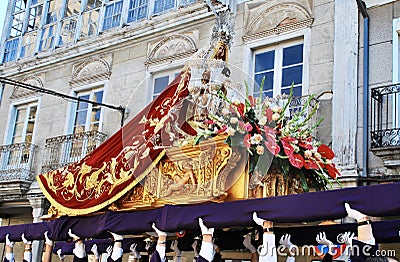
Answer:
[265, 140, 280, 155]
[215, 125, 227, 134]
[318, 144, 335, 160]
[304, 159, 319, 170]
[265, 108, 274, 122]
[205, 119, 215, 125]
[248, 96, 256, 107]
[243, 134, 251, 149]
[325, 163, 340, 179]
[281, 137, 295, 157]
[298, 138, 313, 150]
[289, 154, 304, 169]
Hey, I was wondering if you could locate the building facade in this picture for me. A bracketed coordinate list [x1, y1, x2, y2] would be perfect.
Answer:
[0, 0, 398, 260]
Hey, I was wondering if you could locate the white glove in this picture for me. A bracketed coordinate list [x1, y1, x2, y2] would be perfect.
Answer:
[171, 240, 182, 256]
[191, 240, 199, 257]
[252, 212, 265, 227]
[199, 218, 214, 235]
[345, 203, 367, 222]
[91, 244, 99, 259]
[279, 234, 296, 251]
[337, 231, 355, 245]
[106, 246, 113, 257]
[316, 232, 334, 255]
[44, 231, 53, 246]
[145, 239, 152, 251]
[152, 223, 167, 237]
[68, 229, 80, 241]
[57, 249, 66, 260]
[243, 233, 257, 253]
[5, 234, 14, 248]
[22, 233, 32, 245]
[130, 243, 141, 259]
[110, 231, 124, 241]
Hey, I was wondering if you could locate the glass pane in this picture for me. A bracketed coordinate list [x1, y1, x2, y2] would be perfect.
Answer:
[20, 33, 36, 58]
[65, 0, 81, 17]
[39, 25, 55, 51]
[128, 0, 148, 22]
[282, 44, 303, 66]
[154, 76, 169, 94]
[59, 18, 77, 46]
[255, 51, 275, 72]
[282, 85, 302, 97]
[93, 91, 103, 102]
[81, 9, 100, 37]
[10, 12, 24, 37]
[91, 108, 101, 123]
[13, 0, 26, 13]
[254, 72, 273, 92]
[3, 38, 19, 63]
[281, 65, 303, 86]
[154, 0, 175, 14]
[86, 0, 103, 9]
[27, 4, 43, 32]
[45, 0, 62, 24]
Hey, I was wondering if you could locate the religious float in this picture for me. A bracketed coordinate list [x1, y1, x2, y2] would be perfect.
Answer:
[0, 7, 399, 260]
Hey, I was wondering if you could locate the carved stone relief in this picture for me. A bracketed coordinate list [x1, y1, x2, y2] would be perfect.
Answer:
[70, 54, 112, 87]
[243, 1, 313, 42]
[10, 74, 44, 99]
[146, 33, 197, 66]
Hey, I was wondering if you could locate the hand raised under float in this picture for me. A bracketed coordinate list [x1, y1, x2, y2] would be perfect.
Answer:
[152, 223, 167, 237]
[5, 234, 14, 248]
[22, 233, 32, 245]
[252, 212, 266, 227]
[44, 231, 53, 246]
[57, 249, 66, 260]
[199, 218, 214, 236]
[91, 244, 99, 259]
[68, 229, 80, 241]
[344, 203, 367, 222]
[316, 232, 334, 247]
[130, 243, 141, 259]
[279, 233, 296, 250]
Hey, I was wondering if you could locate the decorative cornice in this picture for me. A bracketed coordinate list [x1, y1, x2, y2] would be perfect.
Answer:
[70, 55, 112, 87]
[243, 18, 313, 43]
[10, 74, 44, 99]
[146, 34, 198, 66]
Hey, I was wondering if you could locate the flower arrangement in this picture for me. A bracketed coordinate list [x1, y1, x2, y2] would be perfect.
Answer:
[193, 81, 341, 192]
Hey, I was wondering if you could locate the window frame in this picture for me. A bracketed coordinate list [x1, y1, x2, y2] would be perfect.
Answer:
[4, 97, 41, 146]
[253, 38, 304, 98]
[151, 69, 181, 100]
[242, 28, 310, 99]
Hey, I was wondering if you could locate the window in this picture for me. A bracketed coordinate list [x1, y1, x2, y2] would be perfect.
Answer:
[127, 0, 148, 23]
[103, 1, 123, 30]
[7, 102, 38, 166]
[39, 25, 55, 51]
[152, 71, 180, 99]
[3, 39, 19, 63]
[27, 1, 43, 32]
[68, 88, 104, 160]
[253, 40, 304, 99]
[72, 89, 104, 133]
[153, 0, 175, 15]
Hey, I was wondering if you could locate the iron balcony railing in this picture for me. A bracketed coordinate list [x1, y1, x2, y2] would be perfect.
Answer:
[370, 83, 400, 148]
[41, 130, 107, 173]
[0, 142, 37, 181]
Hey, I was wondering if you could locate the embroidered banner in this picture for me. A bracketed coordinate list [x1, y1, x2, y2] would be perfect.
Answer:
[37, 71, 192, 215]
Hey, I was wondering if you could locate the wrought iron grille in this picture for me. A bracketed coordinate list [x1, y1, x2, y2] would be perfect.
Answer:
[41, 130, 107, 172]
[0, 142, 37, 181]
[370, 84, 400, 148]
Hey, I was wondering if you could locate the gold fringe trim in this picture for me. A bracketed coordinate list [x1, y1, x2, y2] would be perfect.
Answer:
[38, 150, 166, 216]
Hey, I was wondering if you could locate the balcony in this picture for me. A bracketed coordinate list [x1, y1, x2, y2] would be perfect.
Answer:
[41, 130, 107, 173]
[0, 142, 37, 195]
[370, 84, 400, 167]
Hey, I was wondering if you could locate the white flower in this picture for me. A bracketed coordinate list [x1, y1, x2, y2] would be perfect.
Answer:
[259, 116, 267, 126]
[314, 152, 321, 159]
[272, 105, 282, 113]
[227, 127, 236, 136]
[272, 113, 280, 121]
[222, 108, 230, 115]
[304, 150, 312, 158]
[251, 134, 263, 144]
[230, 117, 238, 124]
[256, 145, 264, 155]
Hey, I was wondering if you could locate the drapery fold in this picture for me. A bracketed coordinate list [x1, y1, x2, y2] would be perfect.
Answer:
[0, 183, 399, 243]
